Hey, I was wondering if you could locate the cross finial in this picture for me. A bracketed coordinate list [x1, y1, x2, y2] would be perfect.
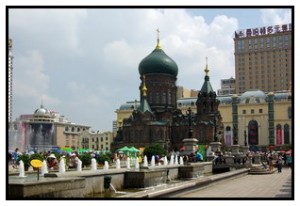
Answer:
[204, 56, 209, 75]
[155, 28, 161, 49]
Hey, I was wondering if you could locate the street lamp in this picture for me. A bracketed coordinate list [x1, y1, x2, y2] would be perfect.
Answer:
[187, 107, 193, 139]
[214, 117, 218, 142]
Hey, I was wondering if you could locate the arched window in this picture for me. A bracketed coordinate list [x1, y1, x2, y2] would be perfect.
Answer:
[248, 120, 258, 145]
[155, 92, 160, 104]
[162, 92, 166, 104]
[284, 124, 290, 144]
[225, 126, 232, 145]
[202, 102, 207, 113]
[276, 124, 282, 145]
[168, 91, 172, 105]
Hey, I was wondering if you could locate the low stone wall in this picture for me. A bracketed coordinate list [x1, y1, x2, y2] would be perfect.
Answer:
[124, 169, 167, 188]
[8, 162, 213, 198]
[179, 162, 211, 179]
[8, 176, 86, 199]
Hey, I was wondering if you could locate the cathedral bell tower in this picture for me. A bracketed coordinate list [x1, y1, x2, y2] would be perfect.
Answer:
[138, 29, 178, 114]
[196, 57, 219, 116]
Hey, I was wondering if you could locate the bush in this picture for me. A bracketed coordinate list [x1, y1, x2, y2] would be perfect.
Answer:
[18, 154, 30, 168]
[96, 153, 112, 165]
[143, 144, 166, 160]
[79, 153, 92, 168]
[29, 153, 44, 162]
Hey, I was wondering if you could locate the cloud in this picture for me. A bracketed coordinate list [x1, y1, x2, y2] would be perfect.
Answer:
[260, 9, 292, 25]
[9, 8, 252, 131]
[12, 49, 60, 116]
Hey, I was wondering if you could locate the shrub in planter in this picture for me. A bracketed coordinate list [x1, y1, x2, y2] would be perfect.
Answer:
[96, 153, 112, 165]
[143, 144, 166, 161]
[29, 153, 44, 162]
[18, 154, 30, 170]
[79, 153, 92, 168]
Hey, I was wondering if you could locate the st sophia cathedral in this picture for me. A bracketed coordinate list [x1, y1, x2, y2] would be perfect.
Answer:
[111, 31, 223, 152]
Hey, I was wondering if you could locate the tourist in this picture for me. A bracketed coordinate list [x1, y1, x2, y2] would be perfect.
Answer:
[276, 155, 283, 173]
[196, 152, 203, 162]
[47, 154, 59, 170]
[286, 153, 292, 168]
[12, 148, 20, 168]
[68, 153, 77, 169]
[267, 152, 274, 171]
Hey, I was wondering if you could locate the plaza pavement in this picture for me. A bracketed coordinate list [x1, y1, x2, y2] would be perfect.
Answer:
[172, 167, 293, 198]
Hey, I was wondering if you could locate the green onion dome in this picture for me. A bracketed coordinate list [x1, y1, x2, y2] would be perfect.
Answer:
[138, 46, 178, 77]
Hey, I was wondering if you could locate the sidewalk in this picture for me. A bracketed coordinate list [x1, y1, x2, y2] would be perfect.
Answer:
[175, 167, 292, 198]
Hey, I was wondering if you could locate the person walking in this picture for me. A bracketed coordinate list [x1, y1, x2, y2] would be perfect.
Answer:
[276, 155, 283, 173]
[286, 153, 292, 168]
[12, 148, 20, 168]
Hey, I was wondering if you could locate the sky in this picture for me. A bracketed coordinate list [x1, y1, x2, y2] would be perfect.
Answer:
[7, 7, 293, 132]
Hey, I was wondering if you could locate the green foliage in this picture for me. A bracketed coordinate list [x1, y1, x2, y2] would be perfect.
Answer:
[96, 153, 112, 164]
[29, 153, 44, 162]
[79, 153, 91, 168]
[143, 144, 166, 160]
[18, 154, 30, 166]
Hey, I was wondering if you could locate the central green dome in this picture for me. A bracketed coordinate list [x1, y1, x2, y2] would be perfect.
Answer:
[138, 47, 178, 76]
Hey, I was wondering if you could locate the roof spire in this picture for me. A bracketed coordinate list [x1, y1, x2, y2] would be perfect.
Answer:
[204, 56, 209, 76]
[41, 99, 44, 108]
[138, 75, 152, 113]
[155, 28, 161, 49]
[141, 75, 147, 96]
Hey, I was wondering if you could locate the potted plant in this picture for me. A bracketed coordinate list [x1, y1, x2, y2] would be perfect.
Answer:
[96, 153, 112, 166]
[18, 154, 30, 171]
[79, 153, 92, 168]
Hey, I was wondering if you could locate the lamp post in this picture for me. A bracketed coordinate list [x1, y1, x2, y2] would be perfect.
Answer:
[187, 107, 193, 139]
[214, 116, 218, 142]
[244, 130, 248, 146]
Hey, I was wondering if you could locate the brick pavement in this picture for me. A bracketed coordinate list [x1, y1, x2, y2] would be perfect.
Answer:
[174, 167, 293, 198]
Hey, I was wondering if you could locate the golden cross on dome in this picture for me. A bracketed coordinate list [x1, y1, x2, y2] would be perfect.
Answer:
[204, 56, 209, 75]
[156, 28, 161, 49]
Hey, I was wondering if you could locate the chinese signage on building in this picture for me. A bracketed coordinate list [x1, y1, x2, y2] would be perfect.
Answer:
[235, 24, 292, 39]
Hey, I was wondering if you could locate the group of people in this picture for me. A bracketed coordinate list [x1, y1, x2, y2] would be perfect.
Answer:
[46, 153, 78, 170]
[266, 151, 292, 172]
[8, 148, 79, 171]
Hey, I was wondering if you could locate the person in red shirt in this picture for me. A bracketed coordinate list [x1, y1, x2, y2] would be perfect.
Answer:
[47, 154, 58, 170]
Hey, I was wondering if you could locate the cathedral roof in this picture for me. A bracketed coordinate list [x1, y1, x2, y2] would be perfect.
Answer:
[33, 103, 50, 116]
[138, 31, 178, 77]
[138, 76, 152, 113]
[240, 90, 266, 103]
[200, 58, 215, 94]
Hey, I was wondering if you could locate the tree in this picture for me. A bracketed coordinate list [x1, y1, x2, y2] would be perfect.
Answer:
[143, 144, 166, 161]
[79, 153, 91, 168]
[96, 152, 112, 165]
